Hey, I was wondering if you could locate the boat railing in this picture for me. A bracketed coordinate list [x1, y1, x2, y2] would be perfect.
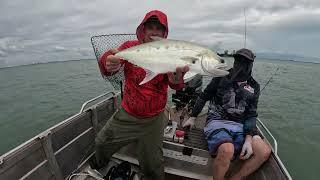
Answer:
[256, 118, 292, 180]
[0, 91, 120, 180]
[256, 118, 278, 154]
[79, 91, 120, 113]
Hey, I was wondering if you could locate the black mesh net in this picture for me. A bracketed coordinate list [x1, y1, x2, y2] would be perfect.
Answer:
[91, 34, 137, 91]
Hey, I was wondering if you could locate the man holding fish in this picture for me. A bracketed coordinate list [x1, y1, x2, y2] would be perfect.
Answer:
[93, 8, 230, 179]
[93, 10, 190, 180]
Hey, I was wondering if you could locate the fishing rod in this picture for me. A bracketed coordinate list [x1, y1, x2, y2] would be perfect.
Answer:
[242, 8, 278, 93]
[260, 66, 279, 93]
[244, 8, 247, 48]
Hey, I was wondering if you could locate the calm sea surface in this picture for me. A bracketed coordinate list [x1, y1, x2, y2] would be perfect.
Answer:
[0, 59, 319, 180]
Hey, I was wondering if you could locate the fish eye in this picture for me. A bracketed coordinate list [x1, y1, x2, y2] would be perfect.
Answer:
[220, 59, 225, 63]
[192, 59, 196, 64]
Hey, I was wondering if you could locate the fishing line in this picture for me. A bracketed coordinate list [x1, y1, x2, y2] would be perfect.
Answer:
[260, 66, 279, 93]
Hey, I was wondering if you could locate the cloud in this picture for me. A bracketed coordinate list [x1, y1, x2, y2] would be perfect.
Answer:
[0, 0, 319, 67]
[0, 50, 6, 57]
[0, 37, 26, 57]
[54, 46, 67, 52]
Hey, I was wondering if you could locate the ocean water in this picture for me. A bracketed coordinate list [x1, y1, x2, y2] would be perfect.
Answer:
[0, 59, 319, 180]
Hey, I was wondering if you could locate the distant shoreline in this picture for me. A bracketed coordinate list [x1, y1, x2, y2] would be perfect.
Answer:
[0, 57, 319, 70]
[257, 58, 320, 64]
[0, 59, 96, 70]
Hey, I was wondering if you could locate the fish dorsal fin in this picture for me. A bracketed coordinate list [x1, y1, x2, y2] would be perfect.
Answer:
[180, 56, 199, 64]
[150, 36, 165, 41]
[183, 71, 198, 82]
[139, 69, 158, 85]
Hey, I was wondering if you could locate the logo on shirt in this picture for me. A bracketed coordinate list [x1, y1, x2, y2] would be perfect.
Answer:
[244, 85, 254, 94]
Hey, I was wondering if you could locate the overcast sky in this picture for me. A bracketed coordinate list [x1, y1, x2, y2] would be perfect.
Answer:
[0, 0, 319, 67]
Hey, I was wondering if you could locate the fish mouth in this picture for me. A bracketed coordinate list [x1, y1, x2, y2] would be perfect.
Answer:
[213, 67, 230, 77]
[202, 63, 230, 77]
[213, 64, 230, 77]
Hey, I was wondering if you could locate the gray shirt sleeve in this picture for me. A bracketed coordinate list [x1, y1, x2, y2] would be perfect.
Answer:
[190, 78, 220, 117]
[244, 83, 260, 135]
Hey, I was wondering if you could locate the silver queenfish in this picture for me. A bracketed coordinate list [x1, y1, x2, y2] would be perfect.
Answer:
[115, 37, 229, 85]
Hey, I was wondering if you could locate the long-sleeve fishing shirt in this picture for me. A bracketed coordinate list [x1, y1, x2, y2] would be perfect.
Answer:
[190, 73, 260, 136]
[98, 10, 184, 118]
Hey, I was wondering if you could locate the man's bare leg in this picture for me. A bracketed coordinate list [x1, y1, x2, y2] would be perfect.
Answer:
[229, 136, 271, 180]
[212, 143, 234, 180]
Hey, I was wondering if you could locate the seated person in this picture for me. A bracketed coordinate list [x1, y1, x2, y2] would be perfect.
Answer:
[183, 48, 271, 180]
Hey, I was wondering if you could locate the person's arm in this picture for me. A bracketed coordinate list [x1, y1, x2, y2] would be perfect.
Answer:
[167, 66, 189, 90]
[98, 49, 120, 76]
[243, 84, 260, 136]
[168, 80, 185, 90]
[241, 95, 260, 160]
[190, 77, 220, 117]
[98, 42, 131, 76]
[183, 78, 220, 129]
